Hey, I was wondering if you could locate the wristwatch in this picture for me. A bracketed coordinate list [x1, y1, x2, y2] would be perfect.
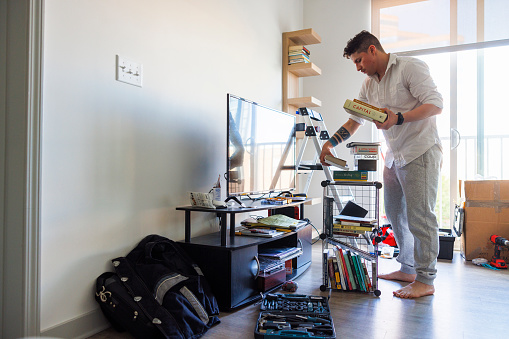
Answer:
[396, 112, 404, 125]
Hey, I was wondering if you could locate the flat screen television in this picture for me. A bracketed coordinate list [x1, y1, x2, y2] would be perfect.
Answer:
[227, 94, 296, 198]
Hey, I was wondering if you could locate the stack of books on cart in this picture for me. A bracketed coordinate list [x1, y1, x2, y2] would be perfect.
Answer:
[332, 214, 376, 237]
[346, 141, 381, 171]
[323, 245, 373, 292]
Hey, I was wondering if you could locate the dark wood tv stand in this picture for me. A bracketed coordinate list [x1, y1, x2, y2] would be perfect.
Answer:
[176, 199, 313, 311]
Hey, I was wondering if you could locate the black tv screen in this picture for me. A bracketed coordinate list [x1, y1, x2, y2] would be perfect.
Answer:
[227, 94, 296, 197]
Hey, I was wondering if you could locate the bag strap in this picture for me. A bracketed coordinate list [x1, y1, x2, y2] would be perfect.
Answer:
[112, 257, 184, 339]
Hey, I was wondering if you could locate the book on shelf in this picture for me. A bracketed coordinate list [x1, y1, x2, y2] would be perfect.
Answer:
[289, 45, 310, 54]
[337, 248, 352, 290]
[334, 214, 377, 224]
[325, 250, 336, 289]
[332, 247, 347, 290]
[360, 259, 370, 292]
[350, 146, 379, 155]
[289, 54, 310, 62]
[336, 219, 367, 226]
[355, 159, 377, 171]
[324, 155, 348, 169]
[361, 261, 372, 292]
[346, 251, 361, 291]
[333, 170, 368, 181]
[346, 142, 381, 148]
[343, 250, 357, 290]
[354, 154, 379, 160]
[362, 262, 372, 291]
[343, 99, 387, 123]
[331, 256, 342, 290]
[333, 223, 373, 231]
[352, 254, 366, 292]
[288, 51, 309, 60]
[288, 58, 310, 64]
[334, 219, 374, 227]
[289, 49, 310, 56]
[333, 228, 368, 236]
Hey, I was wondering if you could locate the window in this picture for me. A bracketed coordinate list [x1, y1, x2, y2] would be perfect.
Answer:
[372, 0, 509, 227]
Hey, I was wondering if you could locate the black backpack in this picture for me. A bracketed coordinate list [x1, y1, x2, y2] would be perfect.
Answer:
[95, 234, 220, 338]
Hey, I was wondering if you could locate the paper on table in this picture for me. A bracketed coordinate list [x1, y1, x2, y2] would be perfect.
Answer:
[257, 214, 299, 227]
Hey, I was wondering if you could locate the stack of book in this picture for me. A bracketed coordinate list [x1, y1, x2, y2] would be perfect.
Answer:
[288, 45, 310, 64]
[323, 246, 373, 292]
[332, 214, 376, 236]
[346, 141, 380, 172]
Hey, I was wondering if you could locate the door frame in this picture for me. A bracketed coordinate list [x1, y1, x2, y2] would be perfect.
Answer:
[1, 0, 43, 337]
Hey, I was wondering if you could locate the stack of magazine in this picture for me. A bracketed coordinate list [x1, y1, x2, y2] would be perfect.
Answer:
[258, 247, 303, 262]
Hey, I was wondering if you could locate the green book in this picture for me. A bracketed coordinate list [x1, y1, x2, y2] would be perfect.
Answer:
[352, 254, 366, 292]
[333, 170, 368, 181]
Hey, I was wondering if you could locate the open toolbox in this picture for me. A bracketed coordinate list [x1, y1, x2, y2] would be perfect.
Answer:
[255, 293, 336, 338]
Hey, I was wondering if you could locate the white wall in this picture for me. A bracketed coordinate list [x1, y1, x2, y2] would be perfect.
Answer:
[40, 0, 371, 336]
[41, 0, 303, 334]
[302, 0, 373, 235]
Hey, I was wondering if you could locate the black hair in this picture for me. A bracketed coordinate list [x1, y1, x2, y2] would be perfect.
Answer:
[343, 30, 385, 58]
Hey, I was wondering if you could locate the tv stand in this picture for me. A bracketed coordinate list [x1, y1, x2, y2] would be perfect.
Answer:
[176, 199, 314, 311]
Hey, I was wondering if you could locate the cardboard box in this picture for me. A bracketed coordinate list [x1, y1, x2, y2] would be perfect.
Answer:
[462, 180, 509, 201]
[460, 180, 509, 261]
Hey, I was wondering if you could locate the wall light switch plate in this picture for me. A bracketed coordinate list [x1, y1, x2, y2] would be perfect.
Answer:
[116, 55, 143, 87]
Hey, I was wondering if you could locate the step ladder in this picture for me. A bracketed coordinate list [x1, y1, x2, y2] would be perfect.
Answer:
[295, 107, 350, 211]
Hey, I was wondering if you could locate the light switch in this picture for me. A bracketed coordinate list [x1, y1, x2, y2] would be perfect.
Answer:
[116, 55, 143, 87]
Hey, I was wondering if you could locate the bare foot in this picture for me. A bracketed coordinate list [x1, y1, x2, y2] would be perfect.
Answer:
[393, 281, 435, 299]
[378, 270, 416, 282]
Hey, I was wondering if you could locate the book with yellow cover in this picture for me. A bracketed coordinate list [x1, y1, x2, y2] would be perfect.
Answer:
[343, 99, 387, 123]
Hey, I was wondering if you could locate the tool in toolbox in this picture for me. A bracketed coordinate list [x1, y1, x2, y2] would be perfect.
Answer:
[490, 234, 509, 269]
[255, 293, 336, 339]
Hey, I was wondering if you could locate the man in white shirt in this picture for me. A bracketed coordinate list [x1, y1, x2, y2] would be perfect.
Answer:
[320, 31, 443, 298]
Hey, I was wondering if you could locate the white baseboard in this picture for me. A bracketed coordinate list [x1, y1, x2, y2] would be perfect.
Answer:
[41, 309, 110, 339]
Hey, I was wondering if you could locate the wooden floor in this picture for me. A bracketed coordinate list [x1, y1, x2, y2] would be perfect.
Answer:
[89, 241, 509, 339]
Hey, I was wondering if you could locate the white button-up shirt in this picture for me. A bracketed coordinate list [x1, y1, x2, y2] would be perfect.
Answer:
[349, 54, 443, 168]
